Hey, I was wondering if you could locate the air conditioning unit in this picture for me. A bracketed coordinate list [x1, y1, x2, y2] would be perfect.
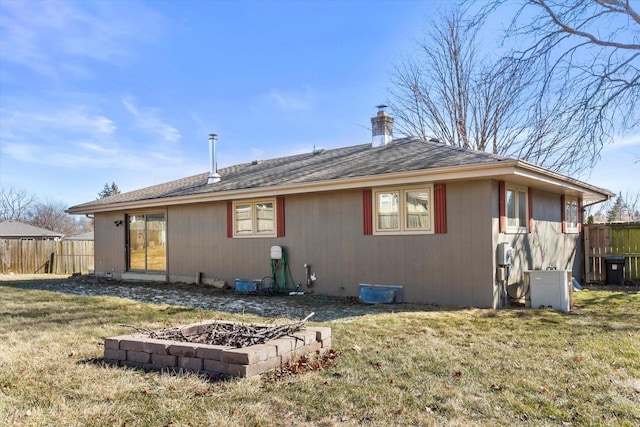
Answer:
[526, 270, 571, 312]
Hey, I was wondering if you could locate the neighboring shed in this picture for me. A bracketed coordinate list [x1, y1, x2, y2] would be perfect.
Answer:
[0, 220, 64, 240]
[66, 109, 613, 308]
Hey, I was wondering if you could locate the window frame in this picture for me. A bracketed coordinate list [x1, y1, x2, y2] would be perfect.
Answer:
[564, 196, 579, 234]
[232, 198, 277, 238]
[373, 184, 434, 235]
[504, 184, 528, 234]
[126, 210, 167, 272]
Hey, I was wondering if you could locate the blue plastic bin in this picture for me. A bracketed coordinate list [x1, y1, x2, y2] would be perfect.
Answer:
[234, 279, 259, 293]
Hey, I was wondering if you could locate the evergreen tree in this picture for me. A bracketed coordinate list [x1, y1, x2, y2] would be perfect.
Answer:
[97, 182, 120, 199]
[606, 193, 625, 223]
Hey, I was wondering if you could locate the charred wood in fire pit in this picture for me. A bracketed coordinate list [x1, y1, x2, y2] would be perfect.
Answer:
[119, 312, 315, 348]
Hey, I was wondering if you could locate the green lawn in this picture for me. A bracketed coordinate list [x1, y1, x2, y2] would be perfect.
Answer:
[1, 278, 638, 426]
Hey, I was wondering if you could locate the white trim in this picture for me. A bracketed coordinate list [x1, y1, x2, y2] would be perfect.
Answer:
[564, 196, 580, 234]
[505, 183, 528, 234]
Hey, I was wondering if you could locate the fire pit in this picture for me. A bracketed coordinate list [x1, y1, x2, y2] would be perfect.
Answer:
[103, 317, 331, 378]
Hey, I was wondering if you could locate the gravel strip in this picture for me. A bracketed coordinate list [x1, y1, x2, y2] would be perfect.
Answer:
[1, 275, 391, 322]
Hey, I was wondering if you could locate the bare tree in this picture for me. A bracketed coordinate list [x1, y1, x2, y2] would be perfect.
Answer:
[0, 185, 37, 221]
[27, 200, 87, 236]
[388, 10, 547, 163]
[472, 0, 640, 174]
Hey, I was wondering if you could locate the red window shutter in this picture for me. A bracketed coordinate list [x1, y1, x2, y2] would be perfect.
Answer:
[363, 189, 372, 235]
[226, 201, 233, 238]
[528, 188, 534, 233]
[499, 181, 506, 233]
[277, 196, 285, 237]
[561, 195, 567, 234]
[435, 183, 447, 234]
[578, 198, 583, 233]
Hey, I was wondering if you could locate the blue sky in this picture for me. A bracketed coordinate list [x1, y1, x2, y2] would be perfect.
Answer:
[0, 0, 637, 209]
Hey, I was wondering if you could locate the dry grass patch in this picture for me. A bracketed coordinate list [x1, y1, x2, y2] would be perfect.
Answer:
[0, 278, 639, 426]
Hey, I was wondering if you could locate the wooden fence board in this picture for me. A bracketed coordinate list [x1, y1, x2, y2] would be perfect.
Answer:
[584, 223, 640, 284]
[0, 239, 94, 275]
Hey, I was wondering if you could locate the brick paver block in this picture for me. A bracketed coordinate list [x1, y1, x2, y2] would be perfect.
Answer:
[295, 340, 321, 357]
[178, 356, 203, 371]
[151, 353, 176, 367]
[169, 343, 199, 357]
[119, 338, 146, 352]
[266, 338, 295, 356]
[127, 350, 151, 364]
[142, 338, 170, 355]
[221, 344, 277, 365]
[195, 344, 226, 361]
[104, 348, 126, 361]
[104, 337, 123, 350]
[264, 355, 283, 371]
[127, 350, 151, 363]
[203, 359, 230, 375]
[219, 361, 267, 378]
[292, 330, 317, 348]
[307, 327, 331, 341]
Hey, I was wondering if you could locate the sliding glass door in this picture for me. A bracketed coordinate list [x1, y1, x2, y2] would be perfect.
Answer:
[128, 213, 166, 272]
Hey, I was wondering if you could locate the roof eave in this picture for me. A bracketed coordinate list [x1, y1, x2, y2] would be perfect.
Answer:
[66, 160, 613, 214]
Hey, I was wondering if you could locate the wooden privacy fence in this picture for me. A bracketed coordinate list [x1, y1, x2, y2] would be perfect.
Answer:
[0, 239, 94, 275]
[584, 223, 640, 284]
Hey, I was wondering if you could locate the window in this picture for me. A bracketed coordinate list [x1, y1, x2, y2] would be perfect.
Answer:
[374, 185, 433, 234]
[564, 197, 579, 233]
[128, 212, 166, 272]
[505, 184, 528, 233]
[233, 199, 276, 237]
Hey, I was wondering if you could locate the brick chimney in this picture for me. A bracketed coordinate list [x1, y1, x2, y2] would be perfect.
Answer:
[371, 105, 393, 147]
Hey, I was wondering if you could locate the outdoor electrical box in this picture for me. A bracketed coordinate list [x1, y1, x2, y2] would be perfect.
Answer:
[497, 242, 514, 266]
[526, 270, 571, 312]
[270, 246, 282, 260]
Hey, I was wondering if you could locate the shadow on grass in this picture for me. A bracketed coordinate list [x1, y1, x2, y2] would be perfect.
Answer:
[77, 356, 231, 383]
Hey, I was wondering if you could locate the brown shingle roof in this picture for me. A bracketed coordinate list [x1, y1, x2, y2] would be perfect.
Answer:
[68, 138, 508, 212]
[0, 220, 65, 238]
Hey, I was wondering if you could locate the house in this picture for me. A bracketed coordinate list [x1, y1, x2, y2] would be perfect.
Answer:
[66, 109, 613, 308]
[0, 220, 64, 240]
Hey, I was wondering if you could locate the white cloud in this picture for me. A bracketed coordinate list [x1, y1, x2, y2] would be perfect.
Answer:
[0, 0, 161, 76]
[264, 86, 314, 112]
[122, 98, 182, 144]
[0, 107, 116, 136]
[616, 133, 640, 147]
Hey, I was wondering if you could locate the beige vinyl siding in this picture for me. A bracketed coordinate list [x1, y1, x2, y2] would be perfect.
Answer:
[162, 181, 495, 307]
[94, 212, 126, 275]
[92, 180, 497, 307]
[492, 182, 581, 305]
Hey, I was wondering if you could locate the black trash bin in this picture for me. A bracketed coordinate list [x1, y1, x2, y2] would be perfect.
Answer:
[604, 256, 625, 285]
